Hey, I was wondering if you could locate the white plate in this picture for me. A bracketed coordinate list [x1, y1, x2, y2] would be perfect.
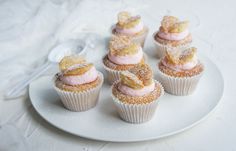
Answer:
[29, 55, 224, 142]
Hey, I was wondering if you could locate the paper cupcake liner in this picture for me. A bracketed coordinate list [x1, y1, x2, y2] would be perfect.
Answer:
[102, 52, 148, 84]
[152, 31, 191, 59]
[156, 66, 203, 96]
[53, 72, 104, 112]
[111, 81, 164, 124]
[131, 26, 149, 48]
[102, 63, 123, 84]
[111, 26, 149, 48]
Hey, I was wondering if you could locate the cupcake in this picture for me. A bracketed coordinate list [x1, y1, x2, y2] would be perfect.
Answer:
[153, 16, 192, 58]
[112, 11, 149, 47]
[157, 47, 204, 95]
[103, 35, 145, 84]
[112, 64, 164, 123]
[53, 56, 104, 111]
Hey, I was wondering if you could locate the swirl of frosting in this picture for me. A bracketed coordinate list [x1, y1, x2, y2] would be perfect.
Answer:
[157, 29, 189, 41]
[162, 55, 198, 71]
[116, 21, 144, 36]
[108, 47, 143, 65]
[60, 66, 98, 86]
[118, 81, 155, 97]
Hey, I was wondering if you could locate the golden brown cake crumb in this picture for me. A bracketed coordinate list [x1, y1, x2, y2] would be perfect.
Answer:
[158, 61, 204, 77]
[112, 82, 162, 104]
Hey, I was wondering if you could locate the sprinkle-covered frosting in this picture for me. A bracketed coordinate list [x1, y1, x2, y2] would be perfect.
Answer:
[115, 11, 144, 35]
[119, 64, 155, 96]
[60, 66, 98, 85]
[162, 47, 199, 71]
[118, 81, 155, 97]
[158, 29, 189, 41]
[108, 35, 143, 65]
[58, 56, 98, 86]
[157, 16, 189, 41]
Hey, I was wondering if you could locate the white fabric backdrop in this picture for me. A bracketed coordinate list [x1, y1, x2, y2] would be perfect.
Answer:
[0, 0, 235, 150]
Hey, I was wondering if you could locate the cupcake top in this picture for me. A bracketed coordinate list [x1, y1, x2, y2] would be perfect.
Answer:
[58, 55, 99, 86]
[158, 47, 204, 77]
[114, 11, 144, 36]
[107, 35, 143, 65]
[118, 64, 155, 97]
[157, 16, 190, 41]
[162, 47, 198, 71]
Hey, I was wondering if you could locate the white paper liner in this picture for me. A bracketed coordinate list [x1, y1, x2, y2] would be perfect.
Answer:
[131, 26, 149, 48]
[111, 26, 149, 48]
[111, 81, 164, 124]
[102, 63, 123, 84]
[152, 31, 191, 59]
[102, 53, 148, 84]
[156, 64, 204, 96]
[53, 72, 104, 112]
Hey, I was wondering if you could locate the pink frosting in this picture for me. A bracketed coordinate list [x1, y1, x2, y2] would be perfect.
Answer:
[60, 66, 98, 86]
[108, 47, 143, 65]
[162, 55, 198, 71]
[115, 21, 144, 36]
[118, 82, 155, 97]
[157, 29, 189, 41]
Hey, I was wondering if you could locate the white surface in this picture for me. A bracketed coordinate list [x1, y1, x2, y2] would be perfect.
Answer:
[0, 0, 236, 150]
[47, 39, 87, 63]
[5, 39, 87, 99]
[29, 55, 223, 142]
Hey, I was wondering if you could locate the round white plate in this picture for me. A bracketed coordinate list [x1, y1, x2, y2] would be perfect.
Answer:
[29, 55, 224, 142]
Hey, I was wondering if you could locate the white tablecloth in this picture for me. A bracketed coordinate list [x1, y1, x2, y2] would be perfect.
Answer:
[0, 0, 235, 150]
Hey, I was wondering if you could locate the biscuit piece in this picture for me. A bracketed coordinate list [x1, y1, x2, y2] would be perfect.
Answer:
[120, 71, 144, 89]
[161, 16, 189, 33]
[169, 21, 189, 33]
[166, 47, 197, 65]
[59, 55, 86, 71]
[117, 11, 141, 28]
[129, 64, 153, 86]
[109, 35, 132, 50]
[109, 35, 139, 56]
[63, 63, 93, 76]
[179, 47, 196, 64]
[118, 11, 131, 26]
[161, 16, 179, 33]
